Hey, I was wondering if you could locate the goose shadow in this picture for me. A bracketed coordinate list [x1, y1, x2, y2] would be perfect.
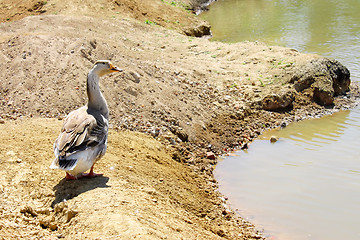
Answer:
[51, 176, 110, 207]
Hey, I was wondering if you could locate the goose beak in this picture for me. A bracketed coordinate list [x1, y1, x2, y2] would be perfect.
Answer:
[110, 64, 123, 72]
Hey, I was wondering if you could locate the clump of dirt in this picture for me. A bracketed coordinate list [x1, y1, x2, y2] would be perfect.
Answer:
[0, 0, 359, 239]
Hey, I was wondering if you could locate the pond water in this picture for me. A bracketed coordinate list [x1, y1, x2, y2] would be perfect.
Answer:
[201, 0, 360, 239]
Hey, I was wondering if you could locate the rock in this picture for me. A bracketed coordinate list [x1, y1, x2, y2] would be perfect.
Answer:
[313, 82, 334, 105]
[0, 119, 4, 124]
[150, 127, 160, 137]
[49, 222, 58, 231]
[262, 89, 295, 111]
[38, 215, 52, 228]
[169, 126, 188, 142]
[54, 202, 66, 213]
[66, 209, 78, 222]
[290, 58, 350, 105]
[129, 71, 141, 83]
[184, 218, 193, 224]
[252, 234, 263, 239]
[281, 121, 288, 128]
[206, 151, 216, 160]
[157, 127, 179, 145]
[270, 136, 278, 143]
[175, 129, 189, 142]
[20, 205, 38, 217]
[241, 142, 248, 150]
[39, 215, 58, 231]
[183, 22, 211, 37]
[222, 209, 232, 215]
[36, 208, 51, 215]
[215, 228, 226, 237]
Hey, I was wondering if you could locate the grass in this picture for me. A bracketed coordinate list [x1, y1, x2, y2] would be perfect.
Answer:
[161, 0, 192, 11]
[229, 83, 238, 89]
[144, 19, 156, 25]
[271, 59, 295, 69]
[259, 79, 265, 87]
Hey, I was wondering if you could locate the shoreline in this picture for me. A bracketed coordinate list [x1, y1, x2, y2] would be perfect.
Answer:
[190, 0, 218, 15]
[1, 1, 360, 239]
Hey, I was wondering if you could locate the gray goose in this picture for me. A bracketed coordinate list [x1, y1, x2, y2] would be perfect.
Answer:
[50, 60, 122, 180]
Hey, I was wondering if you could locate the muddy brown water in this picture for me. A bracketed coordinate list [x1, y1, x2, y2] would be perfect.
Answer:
[202, 0, 360, 239]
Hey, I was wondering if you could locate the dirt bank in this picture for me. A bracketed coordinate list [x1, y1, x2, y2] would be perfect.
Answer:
[0, 0, 359, 239]
[1, 118, 260, 239]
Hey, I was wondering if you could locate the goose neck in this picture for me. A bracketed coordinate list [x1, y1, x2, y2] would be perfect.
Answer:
[86, 70, 109, 119]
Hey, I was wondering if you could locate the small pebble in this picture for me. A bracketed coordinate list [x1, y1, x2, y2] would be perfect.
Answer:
[206, 151, 216, 160]
[66, 210, 78, 222]
[270, 136, 278, 143]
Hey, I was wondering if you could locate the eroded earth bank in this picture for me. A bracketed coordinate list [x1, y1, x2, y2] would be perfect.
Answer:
[0, 0, 359, 239]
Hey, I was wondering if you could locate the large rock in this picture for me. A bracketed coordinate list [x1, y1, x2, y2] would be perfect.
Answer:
[290, 58, 350, 105]
[312, 78, 334, 106]
[183, 22, 211, 37]
[262, 89, 295, 111]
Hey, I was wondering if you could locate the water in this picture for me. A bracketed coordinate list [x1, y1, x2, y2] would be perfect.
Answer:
[201, 0, 360, 78]
[216, 110, 360, 239]
[201, 0, 360, 239]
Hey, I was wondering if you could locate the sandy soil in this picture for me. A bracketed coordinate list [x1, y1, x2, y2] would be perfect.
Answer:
[1, 118, 258, 239]
[0, 0, 359, 239]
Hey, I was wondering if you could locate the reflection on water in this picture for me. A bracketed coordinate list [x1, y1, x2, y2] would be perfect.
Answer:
[201, 0, 360, 79]
[202, 0, 360, 239]
[260, 111, 350, 150]
[215, 109, 360, 240]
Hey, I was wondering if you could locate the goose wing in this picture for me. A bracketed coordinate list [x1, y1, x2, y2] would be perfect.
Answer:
[52, 106, 108, 170]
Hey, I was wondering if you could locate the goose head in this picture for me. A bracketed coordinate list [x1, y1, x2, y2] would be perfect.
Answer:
[91, 60, 123, 77]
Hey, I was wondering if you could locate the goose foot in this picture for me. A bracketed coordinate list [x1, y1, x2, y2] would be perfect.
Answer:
[65, 166, 102, 180]
[81, 165, 103, 178]
[65, 172, 78, 180]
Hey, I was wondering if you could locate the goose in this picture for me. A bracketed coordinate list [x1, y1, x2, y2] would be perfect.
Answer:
[50, 60, 122, 180]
